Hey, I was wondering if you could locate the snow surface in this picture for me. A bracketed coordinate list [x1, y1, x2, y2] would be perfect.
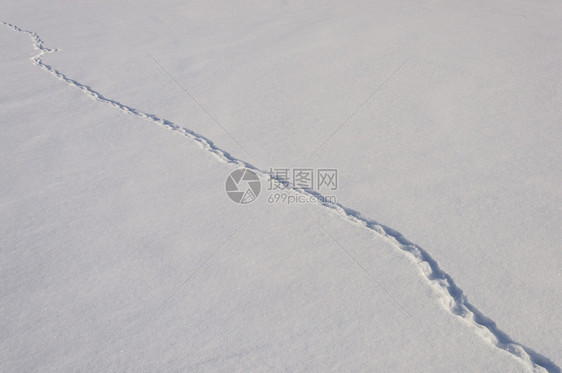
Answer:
[1, 1, 561, 372]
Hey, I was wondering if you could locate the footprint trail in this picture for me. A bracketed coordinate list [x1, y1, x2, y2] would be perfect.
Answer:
[2, 21, 559, 373]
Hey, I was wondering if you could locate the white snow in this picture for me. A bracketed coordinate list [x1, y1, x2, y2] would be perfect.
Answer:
[1, 1, 561, 372]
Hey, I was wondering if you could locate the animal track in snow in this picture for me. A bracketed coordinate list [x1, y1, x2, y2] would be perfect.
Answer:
[2, 21, 559, 373]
